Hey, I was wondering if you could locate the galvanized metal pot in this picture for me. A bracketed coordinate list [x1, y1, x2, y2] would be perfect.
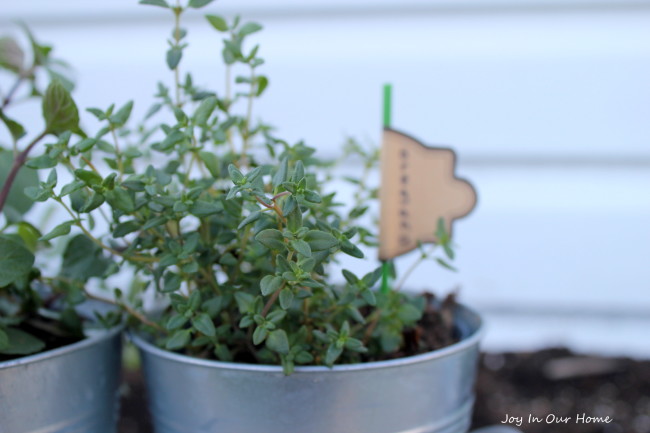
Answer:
[0, 326, 123, 433]
[133, 304, 483, 433]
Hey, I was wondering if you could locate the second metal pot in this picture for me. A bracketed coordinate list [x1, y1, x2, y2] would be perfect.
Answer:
[0, 325, 123, 433]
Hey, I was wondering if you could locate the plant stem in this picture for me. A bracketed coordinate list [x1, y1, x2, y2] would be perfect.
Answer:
[362, 309, 382, 344]
[56, 197, 158, 264]
[84, 290, 165, 334]
[394, 245, 437, 291]
[173, 5, 182, 107]
[241, 66, 255, 164]
[261, 283, 284, 317]
[110, 127, 125, 180]
[1, 74, 26, 110]
[0, 130, 48, 214]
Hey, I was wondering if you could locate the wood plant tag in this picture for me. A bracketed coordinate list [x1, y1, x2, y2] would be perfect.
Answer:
[379, 128, 477, 261]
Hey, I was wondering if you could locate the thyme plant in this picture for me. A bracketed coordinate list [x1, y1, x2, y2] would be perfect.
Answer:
[1, 1, 456, 373]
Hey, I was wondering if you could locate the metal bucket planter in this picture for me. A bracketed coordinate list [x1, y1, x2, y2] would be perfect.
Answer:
[133, 304, 483, 433]
[0, 325, 123, 433]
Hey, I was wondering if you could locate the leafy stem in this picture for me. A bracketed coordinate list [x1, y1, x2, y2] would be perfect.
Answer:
[173, 5, 183, 106]
[394, 245, 437, 291]
[55, 197, 158, 264]
[110, 127, 125, 180]
[261, 281, 285, 317]
[0, 130, 48, 214]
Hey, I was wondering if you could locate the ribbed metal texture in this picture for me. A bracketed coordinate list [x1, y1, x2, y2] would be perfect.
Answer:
[134, 305, 482, 433]
[0, 326, 123, 433]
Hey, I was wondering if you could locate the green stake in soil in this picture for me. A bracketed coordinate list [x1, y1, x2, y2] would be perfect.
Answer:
[381, 83, 393, 295]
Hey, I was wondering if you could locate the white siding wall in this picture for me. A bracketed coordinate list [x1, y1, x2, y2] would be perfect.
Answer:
[2, 0, 649, 357]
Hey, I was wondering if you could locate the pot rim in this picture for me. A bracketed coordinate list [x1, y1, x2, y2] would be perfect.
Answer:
[0, 324, 123, 370]
[131, 303, 483, 373]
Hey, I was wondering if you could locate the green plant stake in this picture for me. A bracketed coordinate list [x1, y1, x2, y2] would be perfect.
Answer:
[381, 83, 393, 295]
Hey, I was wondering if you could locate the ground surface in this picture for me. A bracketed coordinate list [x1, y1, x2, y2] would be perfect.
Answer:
[118, 348, 650, 433]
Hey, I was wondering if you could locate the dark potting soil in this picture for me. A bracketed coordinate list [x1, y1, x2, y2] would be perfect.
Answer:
[118, 349, 650, 433]
[367, 292, 460, 361]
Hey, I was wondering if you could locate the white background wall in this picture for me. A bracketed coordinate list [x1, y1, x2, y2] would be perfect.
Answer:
[2, 0, 649, 357]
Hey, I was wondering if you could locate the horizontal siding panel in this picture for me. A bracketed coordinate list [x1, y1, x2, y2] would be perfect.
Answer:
[4, 0, 650, 23]
[2, 9, 650, 160]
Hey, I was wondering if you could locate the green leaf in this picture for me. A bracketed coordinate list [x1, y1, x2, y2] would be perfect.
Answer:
[294, 351, 314, 364]
[109, 100, 134, 126]
[163, 272, 182, 293]
[279, 288, 294, 310]
[290, 239, 311, 258]
[304, 230, 338, 251]
[235, 293, 256, 316]
[0, 110, 26, 142]
[361, 289, 376, 306]
[190, 200, 222, 217]
[206, 14, 228, 32]
[291, 160, 304, 182]
[303, 190, 321, 203]
[198, 151, 220, 178]
[0, 328, 45, 355]
[227, 164, 244, 184]
[342, 269, 359, 284]
[42, 79, 79, 135]
[344, 338, 367, 353]
[397, 303, 423, 323]
[0, 37, 25, 73]
[113, 220, 140, 237]
[272, 157, 289, 188]
[0, 150, 39, 218]
[16, 222, 41, 252]
[166, 314, 188, 331]
[266, 310, 286, 324]
[341, 241, 364, 258]
[237, 211, 261, 229]
[40, 220, 74, 241]
[60, 234, 111, 282]
[0, 236, 35, 287]
[81, 191, 105, 212]
[166, 329, 191, 350]
[142, 216, 167, 230]
[260, 275, 283, 296]
[239, 22, 263, 37]
[74, 169, 102, 186]
[192, 313, 216, 337]
[166, 47, 182, 70]
[193, 96, 217, 125]
[144, 103, 162, 120]
[255, 229, 286, 251]
[436, 257, 457, 272]
[86, 108, 105, 120]
[188, 0, 214, 8]
[105, 188, 135, 213]
[255, 75, 268, 96]
[325, 343, 343, 366]
[25, 154, 56, 169]
[266, 329, 289, 355]
[251, 326, 267, 345]
[139, 0, 169, 8]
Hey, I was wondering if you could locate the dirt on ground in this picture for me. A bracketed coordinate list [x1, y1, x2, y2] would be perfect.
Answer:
[472, 349, 650, 433]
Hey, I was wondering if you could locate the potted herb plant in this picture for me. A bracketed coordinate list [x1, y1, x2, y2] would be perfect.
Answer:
[0, 30, 122, 433]
[24, 1, 486, 432]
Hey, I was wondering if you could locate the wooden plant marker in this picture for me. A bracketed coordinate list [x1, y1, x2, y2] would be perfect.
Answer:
[378, 87, 477, 266]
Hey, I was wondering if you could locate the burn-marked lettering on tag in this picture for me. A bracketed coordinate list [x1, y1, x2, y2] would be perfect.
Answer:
[379, 128, 477, 261]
